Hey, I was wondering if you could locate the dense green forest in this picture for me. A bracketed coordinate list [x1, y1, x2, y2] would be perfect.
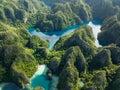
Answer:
[0, 0, 120, 90]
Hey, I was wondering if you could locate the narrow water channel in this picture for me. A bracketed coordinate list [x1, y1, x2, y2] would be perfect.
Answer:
[28, 19, 102, 50]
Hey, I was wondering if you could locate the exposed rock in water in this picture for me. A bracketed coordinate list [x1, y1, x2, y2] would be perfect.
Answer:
[46, 70, 52, 80]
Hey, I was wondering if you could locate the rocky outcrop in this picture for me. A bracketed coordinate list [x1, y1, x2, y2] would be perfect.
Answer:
[54, 26, 96, 57]
[90, 49, 112, 69]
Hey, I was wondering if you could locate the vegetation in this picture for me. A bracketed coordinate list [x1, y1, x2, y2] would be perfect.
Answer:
[98, 15, 120, 46]
[90, 49, 112, 69]
[31, 1, 92, 32]
[0, 0, 120, 90]
[57, 63, 80, 90]
[85, 0, 120, 19]
[54, 26, 96, 58]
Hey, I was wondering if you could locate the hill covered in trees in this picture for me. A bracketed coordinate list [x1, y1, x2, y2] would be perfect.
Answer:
[0, 0, 120, 90]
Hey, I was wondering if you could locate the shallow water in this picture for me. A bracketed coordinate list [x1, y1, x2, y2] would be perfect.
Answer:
[28, 65, 50, 90]
[46, 4, 51, 8]
[23, 65, 59, 90]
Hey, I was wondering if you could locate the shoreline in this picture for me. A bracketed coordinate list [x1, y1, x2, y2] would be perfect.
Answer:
[25, 64, 59, 90]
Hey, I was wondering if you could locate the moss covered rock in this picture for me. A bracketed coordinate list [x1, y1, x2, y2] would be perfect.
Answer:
[109, 67, 120, 90]
[48, 57, 60, 74]
[90, 49, 112, 69]
[27, 35, 49, 49]
[105, 45, 120, 64]
[98, 15, 120, 46]
[57, 63, 80, 90]
[58, 46, 86, 74]
[54, 26, 96, 57]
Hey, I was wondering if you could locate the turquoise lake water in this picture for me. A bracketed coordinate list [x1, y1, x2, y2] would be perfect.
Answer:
[29, 19, 102, 50]
[0, 19, 102, 90]
[26, 65, 51, 90]
[24, 65, 58, 90]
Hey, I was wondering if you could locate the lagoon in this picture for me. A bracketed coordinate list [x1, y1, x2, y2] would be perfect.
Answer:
[25, 65, 51, 90]
[24, 65, 58, 90]
[28, 19, 102, 50]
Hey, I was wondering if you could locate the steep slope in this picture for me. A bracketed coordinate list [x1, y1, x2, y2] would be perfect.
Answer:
[31, 0, 92, 32]
[98, 15, 120, 46]
[54, 26, 96, 57]
[85, 0, 120, 19]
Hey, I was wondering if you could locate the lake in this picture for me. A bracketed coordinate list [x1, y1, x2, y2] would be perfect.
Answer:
[28, 19, 102, 50]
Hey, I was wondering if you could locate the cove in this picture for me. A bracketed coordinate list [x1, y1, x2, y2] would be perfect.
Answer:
[28, 19, 102, 50]
[24, 65, 58, 90]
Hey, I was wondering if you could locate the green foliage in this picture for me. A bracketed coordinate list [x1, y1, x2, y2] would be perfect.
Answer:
[108, 67, 120, 90]
[0, 64, 6, 82]
[0, 9, 6, 20]
[34, 47, 64, 65]
[54, 26, 96, 58]
[34, 47, 49, 64]
[57, 63, 80, 90]
[70, 0, 92, 21]
[2, 45, 25, 67]
[85, 0, 117, 19]
[0, 22, 16, 31]
[27, 35, 49, 49]
[16, 28, 31, 46]
[48, 57, 60, 74]
[4, 7, 15, 20]
[0, 31, 20, 46]
[58, 46, 86, 75]
[92, 71, 108, 90]
[0, 44, 37, 88]
[98, 15, 120, 46]
[32, 1, 91, 32]
[104, 45, 120, 64]
[0, 0, 120, 90]
[14, 9, 25, 20]
[0, 0, 48, 27]
[36, 20, 54, 32]
[11, 53, 37, 78]
[90, 49, 112, 69]
[82, 70, 108, 90]
[33, 86, 44, 90]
